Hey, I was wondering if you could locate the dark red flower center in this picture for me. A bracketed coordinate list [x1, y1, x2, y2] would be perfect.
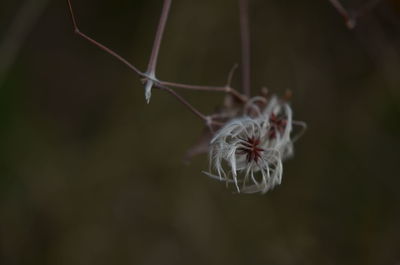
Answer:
[268, 113, 287, 139]
[237, 136, 264, 163]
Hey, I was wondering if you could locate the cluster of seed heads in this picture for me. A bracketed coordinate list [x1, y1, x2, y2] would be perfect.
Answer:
[66, 0, 306, 194]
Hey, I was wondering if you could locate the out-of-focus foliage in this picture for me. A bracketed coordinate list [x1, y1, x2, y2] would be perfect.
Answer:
[0, 0, 400, 264]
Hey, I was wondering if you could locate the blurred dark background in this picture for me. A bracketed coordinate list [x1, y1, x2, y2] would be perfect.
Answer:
[1, 0, 400, 264]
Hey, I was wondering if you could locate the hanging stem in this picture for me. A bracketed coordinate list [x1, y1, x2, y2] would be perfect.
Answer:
[328, 0, 382, 29]
[158, 64, 247, 103]
[154, 82, 224, 126]
[66, 0, 242, 125]
[66, 0, 246, 100]
[146, 0, 171, 75]
[239, 0, 251, 97]
[156, 84, 206, 121]
[144, 0, 172, 103]
[66, 0, 144, 75]
[328, 0, 356, 29]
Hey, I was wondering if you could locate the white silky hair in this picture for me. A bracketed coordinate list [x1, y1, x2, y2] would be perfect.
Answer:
[205, 96, 296, 194]
[263, 96, 294, 160]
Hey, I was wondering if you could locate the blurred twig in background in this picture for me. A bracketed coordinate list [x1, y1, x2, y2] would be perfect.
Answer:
[328, 0, 382, 29]
[239, 0, 251, 97]
[0, 0, 49, 88]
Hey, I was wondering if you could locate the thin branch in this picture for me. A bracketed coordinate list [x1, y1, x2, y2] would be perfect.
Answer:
[77, 31, 145, 76]
[328, 0, 382, 29]
[66, 0, 244, 124]
[228, 87, 248, 102]
[155, 83, 223, 127]
[66, 0, 247, 100]
[0, 0, 49, 88]
[66, 0, 144, 76]
[67, 0, 237, 95]
[328, 0, 356, 29]
[157, 63, 247, 102]
[226, 63, 239, 87]
[146, 0, 172, 75]
[144, 0, 172, 103]
[158, 81, 227, 92]
[156, 83, 208, 121]
[158, 64, 238, 93]
[239, 0, 251, 97]
[67, 0, 203, 121]
[158, 80, 247, 103]
[66, 0, 78, 30]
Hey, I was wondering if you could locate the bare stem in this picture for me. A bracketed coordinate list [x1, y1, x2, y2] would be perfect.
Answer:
[328, 0, 356, 29]
[65, 0, 236, 125]
[155, 83, 223, 127]
[146, 0, 171, 75]
[160, 81, 247, 103]
[66, 0, 246, 100]
[66, 0, 143, 75]
[144, 0, 172, 103]
[239, 0, 251, 97]
[226, 63, 239, 87]
[158, 81, 227, 92]
[328, 0, 382, 29]
[157, 63, 247, 102]
[156, 84, 207, 121]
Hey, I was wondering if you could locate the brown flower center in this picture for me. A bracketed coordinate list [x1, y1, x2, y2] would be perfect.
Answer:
[237, 136, 264, 163]
[268, 113, 287, 139]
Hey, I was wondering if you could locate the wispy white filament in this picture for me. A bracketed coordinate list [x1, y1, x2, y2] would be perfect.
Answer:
[204, 96, 299, 194]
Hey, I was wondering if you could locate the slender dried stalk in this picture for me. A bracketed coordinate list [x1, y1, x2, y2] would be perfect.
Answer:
[66, 0, 244, 99]
[66, 0, 232, 124]
[328, 0, 382, 29]
[159, 64, 247, 102]
[239, 0, 251, 97]
[67, 2, 244, 102]
[66, 0, 143, 75]
[157, 84, 215, 124]
[328, 0, 355, 29]
[144, 0, 172, 103]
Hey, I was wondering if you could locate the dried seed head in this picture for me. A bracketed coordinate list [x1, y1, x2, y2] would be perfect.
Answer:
[204, 95, 300, 194]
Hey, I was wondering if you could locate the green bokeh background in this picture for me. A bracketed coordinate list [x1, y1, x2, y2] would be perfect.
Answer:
[1, 0, 400, 264]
